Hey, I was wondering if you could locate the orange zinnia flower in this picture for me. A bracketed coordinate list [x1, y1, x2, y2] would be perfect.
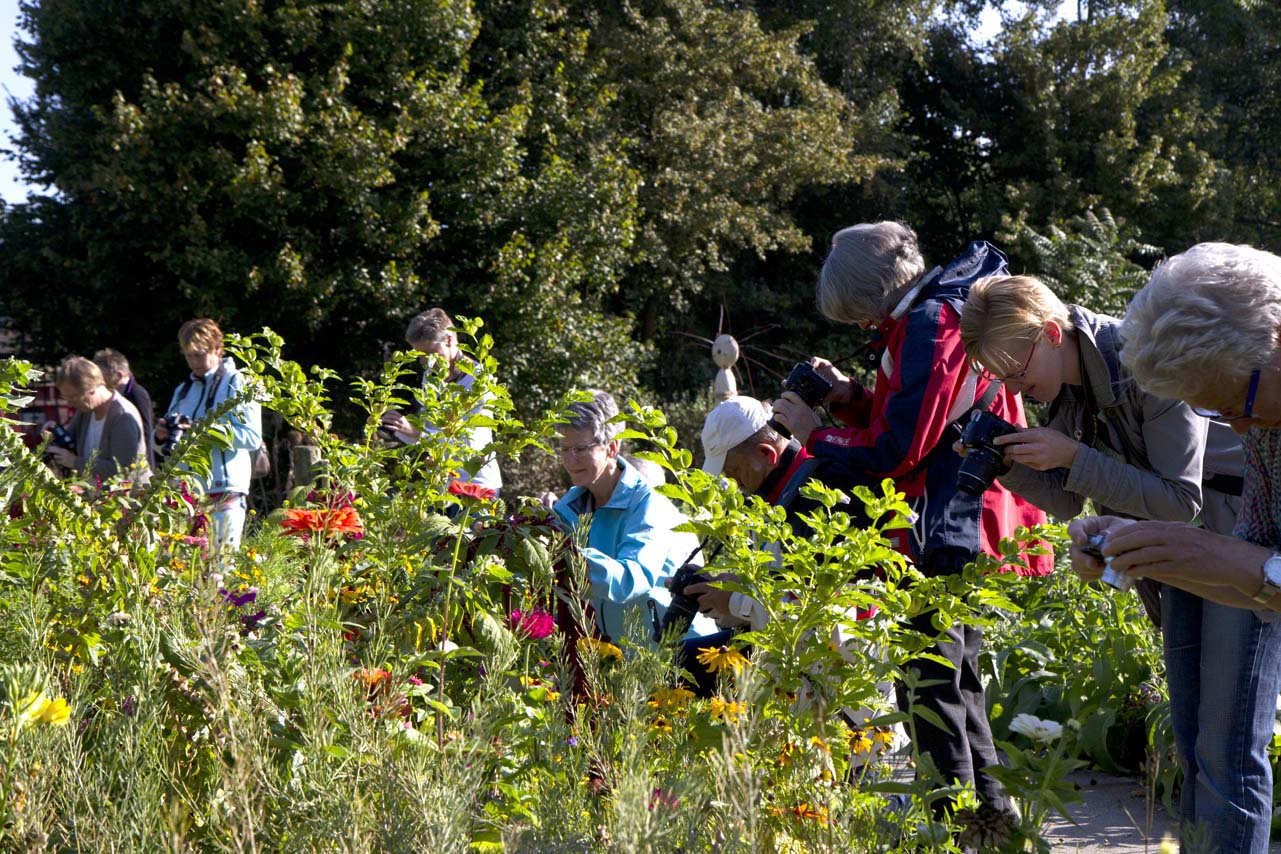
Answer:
[353, 667, 392, 690]
[280, 506, 364, 539]
[447, 480, 496, 502]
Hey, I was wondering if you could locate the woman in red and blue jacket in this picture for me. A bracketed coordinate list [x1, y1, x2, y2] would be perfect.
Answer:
[772, 221, 1051, 819]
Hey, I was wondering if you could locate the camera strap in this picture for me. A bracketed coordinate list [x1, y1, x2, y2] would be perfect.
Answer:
[939, 376, 1003, 449]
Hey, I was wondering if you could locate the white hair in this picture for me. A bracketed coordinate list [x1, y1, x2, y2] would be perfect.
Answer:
[563, 390, 623, 445]
[816, 221, 926, 325]
[1121, 242, 1281, 399]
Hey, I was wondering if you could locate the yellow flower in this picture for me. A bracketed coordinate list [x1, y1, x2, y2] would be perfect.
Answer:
[849, 728, 873, 755]
[871, 726, 896, 747]
[578, 638, 623, 661]
[708, 697, 744, 724]
[652, 716, 673, 733]
[696, 644, 748, 675]
[810, 735, 829, 753]
[16, 692, 50, 726]
[40, 697, 71, 726]
[1158, 835, 1179, 854]
[648, 686, 696, 711]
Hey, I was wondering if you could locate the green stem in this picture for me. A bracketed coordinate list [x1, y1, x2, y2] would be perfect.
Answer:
[437, 503, 472, 750]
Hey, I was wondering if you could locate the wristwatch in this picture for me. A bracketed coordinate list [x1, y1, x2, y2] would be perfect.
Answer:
[1251, 553, 1281, 607]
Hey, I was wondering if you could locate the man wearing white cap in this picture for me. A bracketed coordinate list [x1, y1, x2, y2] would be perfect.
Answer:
[689, 395, 877, 629]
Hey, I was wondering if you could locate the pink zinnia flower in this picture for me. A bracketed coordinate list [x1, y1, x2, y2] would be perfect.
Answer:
[508, 608, 555, 640]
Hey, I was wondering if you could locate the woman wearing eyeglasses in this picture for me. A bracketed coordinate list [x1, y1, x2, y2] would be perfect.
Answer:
[960, 273, 1279, 854]
[551, 391, 717, 645]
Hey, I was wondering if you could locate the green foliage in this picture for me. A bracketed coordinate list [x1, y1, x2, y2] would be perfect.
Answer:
[0, 338, 1131, 850]
[1016, 207, 1162, 317]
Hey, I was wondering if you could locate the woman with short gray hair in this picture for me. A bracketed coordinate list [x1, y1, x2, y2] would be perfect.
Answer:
[551, 391, 714, 644]
[771, 223, 1051, 823]
[816, 221, 927, 326]
[1072, 242, 1281, 852]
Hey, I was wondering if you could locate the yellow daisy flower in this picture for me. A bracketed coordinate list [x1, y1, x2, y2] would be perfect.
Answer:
[578, 638, 623, 661]
[696, 644, 748, 675]
[648, 686, 696, 711]
[708, 697, 744, 723]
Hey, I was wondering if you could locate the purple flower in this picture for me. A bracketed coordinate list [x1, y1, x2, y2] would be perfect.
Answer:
[567, 736, 579, 747]
[219, 587, 258, 608]
[508, 608, 555, 640]
[241, 610, 266, 630]
[181, 535, 208, 548]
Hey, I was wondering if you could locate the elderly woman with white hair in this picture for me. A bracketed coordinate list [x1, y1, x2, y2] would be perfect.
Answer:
[770, 222, 1051, 821]
[551, 391, 716, 644]
[1072, 243, 1281, 853]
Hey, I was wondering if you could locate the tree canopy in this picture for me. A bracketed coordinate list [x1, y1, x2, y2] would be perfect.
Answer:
[1, 0, 1276, 413]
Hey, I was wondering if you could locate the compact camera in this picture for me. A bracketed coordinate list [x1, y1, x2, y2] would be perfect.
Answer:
[1082, 532, 1135, 592]
[658, 563, 711, 640]
[767, 362, 834, 438]
[160, 413, 192, 455]
[956, 411, 1018, 496]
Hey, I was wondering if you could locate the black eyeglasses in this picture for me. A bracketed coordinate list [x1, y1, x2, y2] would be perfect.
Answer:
[1192, 368, 1261, 421]
[978, 340, 1038, 384]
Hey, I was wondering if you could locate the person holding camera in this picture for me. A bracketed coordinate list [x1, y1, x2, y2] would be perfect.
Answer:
[43, 356, 149, 483]
[93, 348, 156, 472]
[769, 222, 1052, 819]
[959, 272, 1276, 852]
[156, 318, 262, 551]
[550, 391, 716, 645]
[379, 308, 502, 494]
[667, 395, 887, 698]
[1062, 243, 1281, 853]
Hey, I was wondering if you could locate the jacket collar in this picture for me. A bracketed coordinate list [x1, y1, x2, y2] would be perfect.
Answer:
[1067, 305, 1123, 409]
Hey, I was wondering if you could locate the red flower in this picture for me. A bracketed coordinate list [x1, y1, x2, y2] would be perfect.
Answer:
[280, 506, 364, 539]
[447, 480, 496, 502]
[509, 608, 555, 640]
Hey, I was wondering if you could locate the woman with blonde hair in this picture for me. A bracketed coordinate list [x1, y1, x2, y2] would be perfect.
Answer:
[960, 273, 1277, 853]
[44, 356, 149, 482]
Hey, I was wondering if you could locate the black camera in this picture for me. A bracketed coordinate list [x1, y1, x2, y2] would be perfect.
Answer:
[657, 563, 711, 641]
[48, 423, 76, 452]
[767, 362, 834, 438]
[160, 413, 191, 455]
[956, 410, 1017, 496]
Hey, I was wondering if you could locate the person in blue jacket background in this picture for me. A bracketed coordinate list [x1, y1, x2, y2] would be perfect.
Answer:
[155, 318, 262, 551]
[552, 391, 716, 644]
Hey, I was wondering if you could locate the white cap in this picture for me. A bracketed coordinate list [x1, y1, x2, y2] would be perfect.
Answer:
[701, 397, 771, 475]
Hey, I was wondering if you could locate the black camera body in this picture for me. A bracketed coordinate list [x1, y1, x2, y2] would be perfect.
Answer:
[48, 423, 76, 452]
[767, 362, 834, 439]
[160, 413, 192, 455]
[956, 410, 1017, 496]
[658, 563, 711, 641]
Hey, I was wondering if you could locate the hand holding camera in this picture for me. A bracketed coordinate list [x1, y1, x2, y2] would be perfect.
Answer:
[156, 413, 192, 454]
[1067, 515, 1136, 587]
[42, 423, 77, 467]
[377, 411, 417, 444]
[768, 361, 834, 442]
[658, 563, 714, 639]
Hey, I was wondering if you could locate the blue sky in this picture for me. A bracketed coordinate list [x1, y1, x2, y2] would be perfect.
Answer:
[0, 1, 1039, 205]
[0, 0, 32, 203]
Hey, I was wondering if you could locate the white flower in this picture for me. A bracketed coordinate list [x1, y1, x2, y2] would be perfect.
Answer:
[1009, 713, 1064, 745]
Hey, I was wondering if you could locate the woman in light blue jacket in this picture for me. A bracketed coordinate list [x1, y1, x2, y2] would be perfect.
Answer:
[552, 392, 715, 644]
[156, 318, 262, 551]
